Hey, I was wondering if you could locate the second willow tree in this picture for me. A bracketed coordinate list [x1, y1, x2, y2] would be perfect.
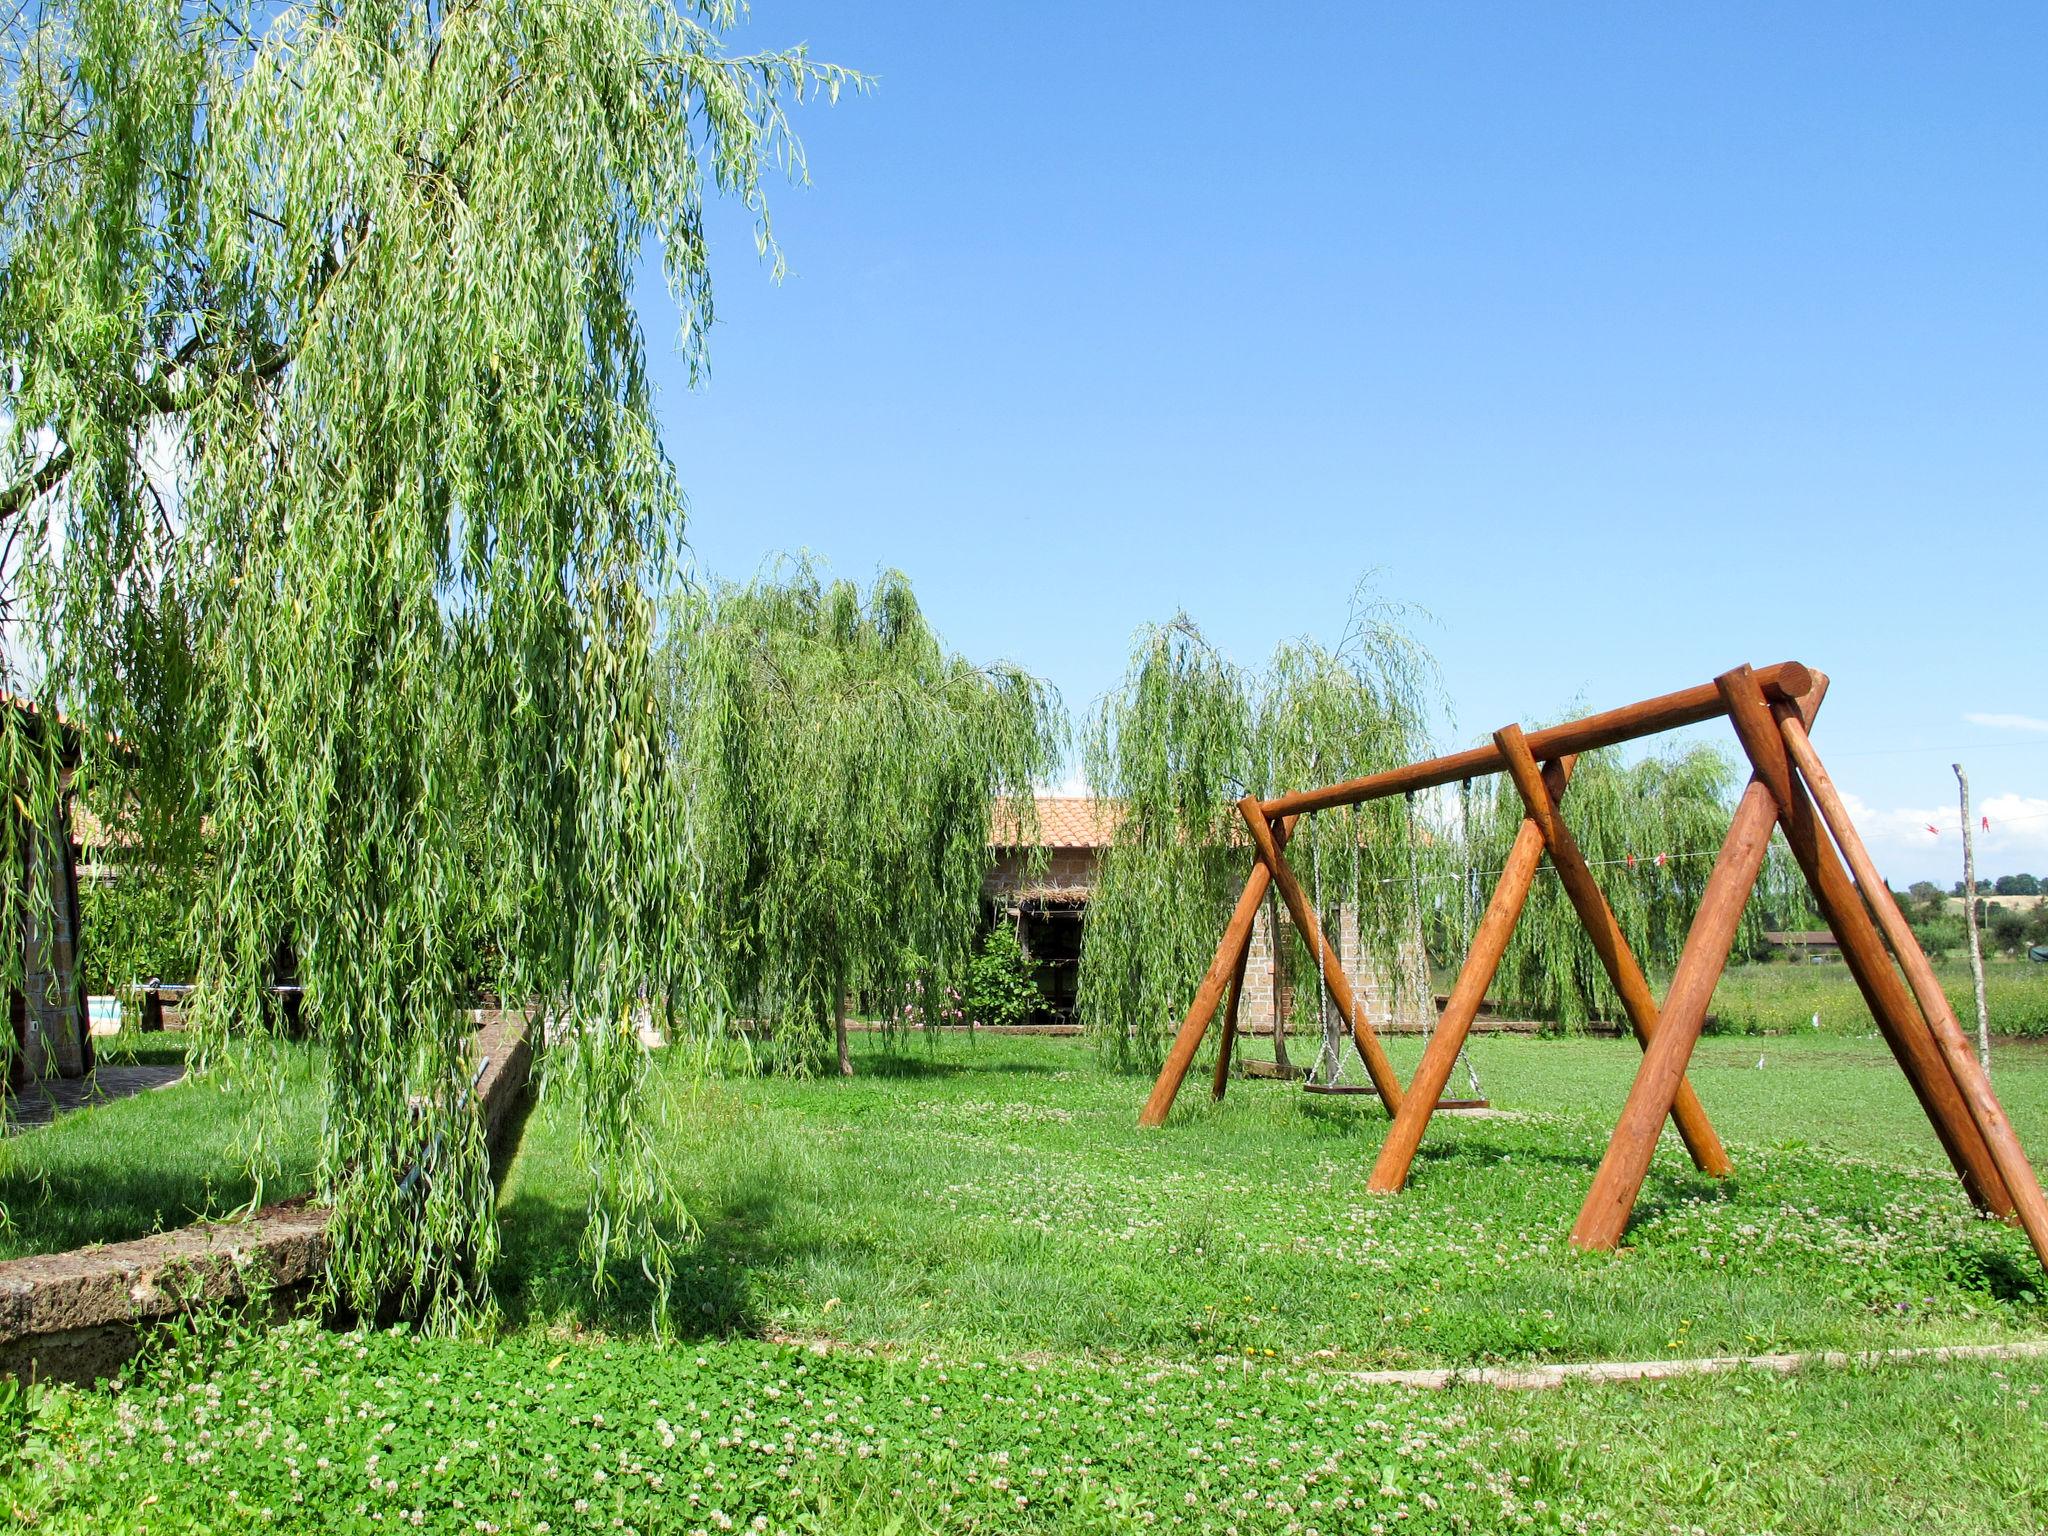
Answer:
[1078, 600, 1440, 1067]
[668, 566, 1062, 1074]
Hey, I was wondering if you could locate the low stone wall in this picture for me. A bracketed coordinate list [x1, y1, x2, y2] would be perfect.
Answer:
[0, 1008, 535, 1385]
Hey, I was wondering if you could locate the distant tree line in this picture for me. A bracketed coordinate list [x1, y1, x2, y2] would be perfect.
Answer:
[1933, 875, 2042, 896]
[1898, 880, 2048, 958]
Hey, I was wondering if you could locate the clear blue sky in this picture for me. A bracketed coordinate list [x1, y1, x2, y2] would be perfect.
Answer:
[649, 2, 2046, 886]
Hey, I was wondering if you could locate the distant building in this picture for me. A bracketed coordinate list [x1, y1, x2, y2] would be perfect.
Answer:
[985, 796, 1431, 1033]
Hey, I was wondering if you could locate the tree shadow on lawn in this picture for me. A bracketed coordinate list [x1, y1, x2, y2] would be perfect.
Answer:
[844, 1054, 968, 1081]
[494, 1181, 765, 1340]
[838, 1053, 1077, 1084]
[0, 1147, 281, 1260]
[495, 1170, 898, 1343]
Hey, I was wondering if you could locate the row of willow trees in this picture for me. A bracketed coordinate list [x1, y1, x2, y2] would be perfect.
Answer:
[1077, 603, 1815, 1059]
[0, 0, 1806, 1325]
[0, 0, 1062, 1322]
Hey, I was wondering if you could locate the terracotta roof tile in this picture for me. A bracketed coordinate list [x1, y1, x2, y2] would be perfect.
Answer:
[990, 796, 1124, 850]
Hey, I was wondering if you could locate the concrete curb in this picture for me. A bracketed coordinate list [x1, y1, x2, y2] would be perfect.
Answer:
[1341, 1337, 2048, 1391]
[0, 1008, 535, 1384]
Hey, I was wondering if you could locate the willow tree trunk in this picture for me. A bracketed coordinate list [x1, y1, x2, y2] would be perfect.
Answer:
[1956, 762, 1991, 1075]
[835, 990, 854, 1077]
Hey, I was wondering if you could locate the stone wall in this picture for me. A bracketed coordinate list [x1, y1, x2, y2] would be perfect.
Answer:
[983, 847, 1098, 906]
[1237, 899, 1433, 1039]
[0, 1007, 536, 1385]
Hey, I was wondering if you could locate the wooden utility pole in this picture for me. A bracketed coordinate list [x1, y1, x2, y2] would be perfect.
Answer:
[1956, 762, 1991, 1075]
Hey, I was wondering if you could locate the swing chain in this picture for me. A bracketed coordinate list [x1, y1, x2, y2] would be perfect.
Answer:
[1457, 778, 1484, 1098]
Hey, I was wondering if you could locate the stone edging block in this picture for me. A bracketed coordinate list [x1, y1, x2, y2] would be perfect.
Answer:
[0, 1007, 535, 1382]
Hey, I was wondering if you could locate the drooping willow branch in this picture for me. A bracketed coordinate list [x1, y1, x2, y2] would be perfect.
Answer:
[663, 563, 1063, 1077]
[1, 0, 861, 1322]
[1471, 739, 1816, 1030]
[1077, 591, 1443, 1067]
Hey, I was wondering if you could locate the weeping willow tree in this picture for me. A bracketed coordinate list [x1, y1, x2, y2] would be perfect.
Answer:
[1252, 617, 1444, 1068]
[1078, 596, 1442, 1067]
[0, 0, 855, 1321]
[666, 564, 1062, 1076]
[1471, 740, 1814, 1031]
[1075, 618, 1252, 1068]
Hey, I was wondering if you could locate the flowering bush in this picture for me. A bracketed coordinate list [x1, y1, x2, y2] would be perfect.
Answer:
[898, 975, 967, 1030]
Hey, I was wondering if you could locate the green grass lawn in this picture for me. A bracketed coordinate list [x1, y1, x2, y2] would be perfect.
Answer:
[1709, 956, 2048, 1037]
[0, 1036, 324, 1260]
[14, 1027, 2048, 1534]
[493, 1031, 2048, 1366]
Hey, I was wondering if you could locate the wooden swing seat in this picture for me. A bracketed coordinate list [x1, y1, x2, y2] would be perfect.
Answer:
[1301, 1081, 1488, 1108]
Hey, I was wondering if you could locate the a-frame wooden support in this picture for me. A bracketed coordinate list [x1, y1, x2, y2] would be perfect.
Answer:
[1140, 659, 2048, 1280]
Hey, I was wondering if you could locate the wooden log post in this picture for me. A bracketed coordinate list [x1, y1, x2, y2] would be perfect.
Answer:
[1571, 672, 1830, 1252]
[1237, 798, 1405, 1114]
[1780, 713, 2048, 1272]
[1495, 725, 1733, 1179]
[1719, 664, 2011, 1217]
[1138, 815, 1298, 1127]
[1368, 757, 1576, 1193]
[1211, 927, 1253, 1102]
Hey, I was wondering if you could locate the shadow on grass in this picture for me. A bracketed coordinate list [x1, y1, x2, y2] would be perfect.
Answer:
[1963, 1247, 2044, 1304]
[845, 1054, 969, 1081]
[845, 1052, 1077, 1082]
[1405, 1138, 1611, 1181]
[1621, 1176, 1742, 1227]
[0, 1143, 276, 1260]
[495, 1174, 813, 1342]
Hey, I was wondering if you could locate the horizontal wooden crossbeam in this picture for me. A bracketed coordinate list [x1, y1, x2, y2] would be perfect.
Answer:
[1260, 661, 1813, 818]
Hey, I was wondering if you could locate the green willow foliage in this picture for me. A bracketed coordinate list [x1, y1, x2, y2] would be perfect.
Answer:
[1472, 742, 1814, 1030]
[1, 0, 854, 1320]
[1078, 601, 1440, 1066]
[665, 566, 1061, 1075]
[1076, 619, 1251, 1068]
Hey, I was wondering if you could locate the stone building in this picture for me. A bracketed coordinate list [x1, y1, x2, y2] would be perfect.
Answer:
[986, 796, 1432, 1035]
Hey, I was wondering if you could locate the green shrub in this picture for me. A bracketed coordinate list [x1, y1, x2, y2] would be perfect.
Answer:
[964, 923, 1040, 1028]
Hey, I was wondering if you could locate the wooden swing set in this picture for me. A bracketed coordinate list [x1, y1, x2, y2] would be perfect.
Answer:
[1140, 661, 2048, 1276]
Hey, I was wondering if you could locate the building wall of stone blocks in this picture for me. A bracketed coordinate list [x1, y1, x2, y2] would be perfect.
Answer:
[1236, 900, 1432, 1039]
[983, 848, 1097, 905]
[16, 800, 86, 1082]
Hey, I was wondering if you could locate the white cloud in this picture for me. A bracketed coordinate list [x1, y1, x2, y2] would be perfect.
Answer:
[1044, 766, 1091, 797]
[1841, 790, 2048, 884]
[1964, 712, 2048, 734]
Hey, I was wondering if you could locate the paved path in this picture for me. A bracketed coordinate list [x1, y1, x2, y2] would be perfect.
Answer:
[4, 1063, 186, 1132]
[1338, 1337, 2048, 1391]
